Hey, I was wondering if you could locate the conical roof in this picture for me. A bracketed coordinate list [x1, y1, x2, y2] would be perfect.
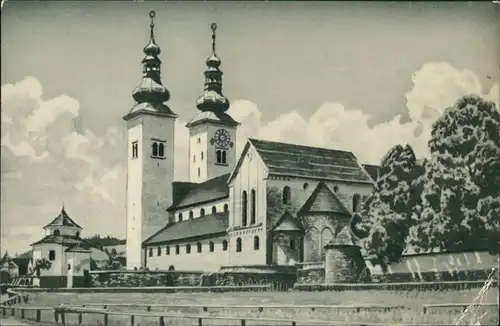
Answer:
[43, 206, 82, 229]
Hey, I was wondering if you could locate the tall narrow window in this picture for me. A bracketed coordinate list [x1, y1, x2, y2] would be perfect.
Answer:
[178, 213, 183, 222]
[53, 229, 60, 236]
[242, 191, 248, 226]
[189, 211, 194, 219]
[222, 240, 228, 251]
[253, 236, 260, 250]
[224, 204, 229, 213]
[197, 242, 202, 253]
[290, 239, 295, 250]
[198, 168, 200, 177]
[193, 155, 196, 163]
[352, 194, 361, 212]
[157, 247, 161, 256]
[209, 241, 215, 252]
[282, 186, 291, 204]
[201, 151, 204, 160]
[49, 250, 56, 261]
[200, 208, 205, 217]
[212, 206, 217, 214]
[132, 141, 138, 159]
[216, 150, 222, 164]
[250, 189, 256, 225]
[148, 248, 153, 257]
[186, 244, 191, 254]
[166, 246, 170, 255]
[152, 142, 158, 157]
[175, 245, 180, 255]
[236, 238, 242, 252]
[221, 150, 227, 164]
[158, 143, 165, 158]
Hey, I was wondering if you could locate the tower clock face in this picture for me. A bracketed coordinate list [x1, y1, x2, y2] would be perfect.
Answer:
[213, 129, 231, 148]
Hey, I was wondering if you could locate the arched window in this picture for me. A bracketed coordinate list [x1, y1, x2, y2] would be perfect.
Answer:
[186, 244, 191, 254]
[152, 142, 158, 157]
[158, 143, 164, 158]
[333, 185, 339, 192]
[352, 194, 361, 212]
[166, 246, 170, 255]
[222, 150, 227, 164]
[224, 204, 229, 213]
[175, 245, 180, 255]
[290, 239, 295, 250]
[236, 238, 242, 252]
[282, 186, 291, 204]
[149, 248, 153, 257]
[200, 208, 205, 217]
[178, 213, 183, 222]
[75, 231, 80, 237]
[253, 236, 260, 250]
[216, 150, 222, 164]
[53, 229, 60, 236]
[222, 240, 228, 251]
[197, 242, 202, 253]
[242, 191, 248, 226]
[157, 247, 161, 256]
[209, 241, 215, 252]
[250, 189, 256, 225]
[303, 183, 309, 190]
[321, 227, 334, 260]
[189, 211, 194, 219]
[212, 206, 217, 214]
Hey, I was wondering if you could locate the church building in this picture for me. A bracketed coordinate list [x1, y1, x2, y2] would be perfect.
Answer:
[125, 12, 376, 271]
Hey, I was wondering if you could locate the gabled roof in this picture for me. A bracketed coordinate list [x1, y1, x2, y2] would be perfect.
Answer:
[324, 225, 356, 247]
[229, 138, 373, 184]
[298, 181, 351, 216]
[167, 174, 230, 211]
[144, 212, 229, 245]
[43, 207, 82, 229]
[361, 164, 380, 182]
[272, 211, 304, 233]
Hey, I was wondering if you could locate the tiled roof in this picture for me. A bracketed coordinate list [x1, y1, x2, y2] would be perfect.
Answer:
[65, 243, 92, 253]
[362, 164, 380, 182]
[30, 235, 87, 246]
[43, 207, 82, 229]
[272, 211, 304, 233]
[185, 111, 239, 128]
[247, 139, 373, 183]
[298, 181, 351, 216]
[167, 174, 230, 211]
[144, 212, 229, 245]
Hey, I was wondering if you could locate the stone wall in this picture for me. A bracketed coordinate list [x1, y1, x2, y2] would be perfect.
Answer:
[324, 245, 367, 283]
[296, 263, 325, 284]
[90, 271, 204, 287]
[213, 265, 297, 290]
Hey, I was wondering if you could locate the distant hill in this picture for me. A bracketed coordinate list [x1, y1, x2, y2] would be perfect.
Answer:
[83, 235, 126, 248]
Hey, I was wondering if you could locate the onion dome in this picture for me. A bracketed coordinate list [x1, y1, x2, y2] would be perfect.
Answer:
[196, 23, 230, 113]
[132, 10, 170, 104]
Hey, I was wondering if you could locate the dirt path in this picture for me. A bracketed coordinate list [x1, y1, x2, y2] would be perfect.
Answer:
[1, 316, 31, 325]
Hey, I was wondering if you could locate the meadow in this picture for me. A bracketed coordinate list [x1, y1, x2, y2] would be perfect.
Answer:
[17, 288, 499, 325]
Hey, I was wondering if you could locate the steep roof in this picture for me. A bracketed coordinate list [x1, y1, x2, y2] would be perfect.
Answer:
[272, 211, 304, 233]
[298, 181, 351, 216]
[144, 212, 229, 245]
[230, 139, 372, 184]
[167, 174, 230, 211]
[361, 164, 380, 182]
[43, 207, 82, 229]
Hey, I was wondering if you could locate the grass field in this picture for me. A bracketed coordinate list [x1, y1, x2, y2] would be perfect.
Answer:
[16, 288, 499, 325]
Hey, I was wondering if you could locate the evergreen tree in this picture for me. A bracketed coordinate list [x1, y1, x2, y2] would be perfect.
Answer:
[354, 144, 423, 270]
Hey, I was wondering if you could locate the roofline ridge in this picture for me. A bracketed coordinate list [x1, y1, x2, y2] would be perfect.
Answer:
[249, 138, 355, 154]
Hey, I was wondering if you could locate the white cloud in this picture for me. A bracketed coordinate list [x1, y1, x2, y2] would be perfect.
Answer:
[1, 62, 498, 254]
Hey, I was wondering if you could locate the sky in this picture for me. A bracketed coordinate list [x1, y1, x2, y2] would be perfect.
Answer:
[1, 1, 499, 255]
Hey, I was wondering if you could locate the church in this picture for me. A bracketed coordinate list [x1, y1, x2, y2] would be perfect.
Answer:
[125, 11, 377, 271]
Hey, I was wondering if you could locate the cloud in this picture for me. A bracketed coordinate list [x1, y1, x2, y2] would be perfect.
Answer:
[1, 62, 498, 254]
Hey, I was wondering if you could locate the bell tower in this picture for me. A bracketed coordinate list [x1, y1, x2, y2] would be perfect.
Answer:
[186, 23, 239, 183]
[124, 11, 177, 269]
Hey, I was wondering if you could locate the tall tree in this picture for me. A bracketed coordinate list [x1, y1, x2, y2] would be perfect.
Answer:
[408, 95, 500, 291]
[354, 144, 424, 270]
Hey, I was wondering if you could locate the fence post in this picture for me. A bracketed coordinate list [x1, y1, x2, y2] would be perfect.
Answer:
[61, 310, 66, 326]
[240, 319, 246, 326]
[11, 308, 15, 316]
[21, 308, 25, 319]
[292, 321, 296, 326]
[103, 313, 109, 326]
[198, 317, 203, 326]
[130, 315, 135, 326]
[54, 308, 59, 323]
[78, 312, 83, 324]
[159, 316, 165, 326]
[36, 309, 41, 322]
[2, 307, 6, 316]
